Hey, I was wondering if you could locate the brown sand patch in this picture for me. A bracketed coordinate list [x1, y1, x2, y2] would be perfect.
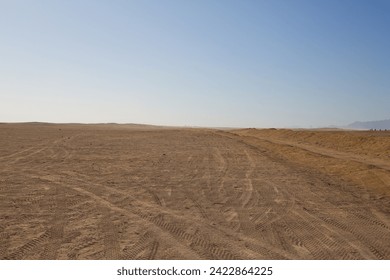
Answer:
[0, 124, 389, 259]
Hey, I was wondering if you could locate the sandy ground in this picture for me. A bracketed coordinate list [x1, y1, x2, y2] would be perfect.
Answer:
[0, 124, 389, 259]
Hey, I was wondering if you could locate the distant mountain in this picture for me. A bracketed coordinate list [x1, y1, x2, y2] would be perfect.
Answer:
[347, 119, 390, 130]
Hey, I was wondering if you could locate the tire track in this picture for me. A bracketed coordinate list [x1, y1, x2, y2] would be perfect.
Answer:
[71, 186, 201, 259]
[144, 213, 239, 259]
[99, 210, 120, 259]
[240, 150, 255, 208]
[67, 236, 99, 259]
[299, 207, 376, 259]
[0, 225, 10, 258]
[42, 186, 66, 259]
[120, 232, 153, 259]
[284, 217, 333, 259]
[0, 142, 50, 161]
[4, 231, 50, 260]
[72, 182, 248, 259]
[314, 211, 389, 259]
[189, 198, 208, 220]
[349, 210, 390, 231]
[233, 132, 390, 172]
[3, 135, 79, 172]
[147, 241, 159, 260]
[148, 190, 165, 207]
[212, 147, 229, 198]
[242, 239, 290, 259]
[6, 139, 62, 165]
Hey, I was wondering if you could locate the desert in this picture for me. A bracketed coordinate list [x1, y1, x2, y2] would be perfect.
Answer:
[0, 123, 389, 259]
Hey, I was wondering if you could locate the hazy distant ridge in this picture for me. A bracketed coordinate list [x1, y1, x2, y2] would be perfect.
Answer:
[347, 119, 390, 130]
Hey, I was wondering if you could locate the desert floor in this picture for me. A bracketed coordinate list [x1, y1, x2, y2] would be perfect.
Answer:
[0, 123, 389, 259]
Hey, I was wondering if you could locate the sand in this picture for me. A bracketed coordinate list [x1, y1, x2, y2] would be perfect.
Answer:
[0, 124, 389, 259]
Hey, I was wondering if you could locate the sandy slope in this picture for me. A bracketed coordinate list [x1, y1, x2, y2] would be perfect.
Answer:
[0, 124, 389, 259]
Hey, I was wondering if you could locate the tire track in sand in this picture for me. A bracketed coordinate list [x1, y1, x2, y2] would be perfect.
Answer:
[240, 150, 255, 208]
[71, 187, 200, 259]
[121, 232, 153, 259]
[98, 210, 120, 259]
[70, 180, 247, 259]
[4, 232, 50, 260]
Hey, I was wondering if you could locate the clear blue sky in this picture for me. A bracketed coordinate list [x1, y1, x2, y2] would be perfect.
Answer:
[1, 0, 389, 127]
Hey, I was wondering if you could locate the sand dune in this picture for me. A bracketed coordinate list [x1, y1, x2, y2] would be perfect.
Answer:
[0, 124, 389, 259]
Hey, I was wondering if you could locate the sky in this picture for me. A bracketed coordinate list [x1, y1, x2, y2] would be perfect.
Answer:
[1, 0, 389, 128]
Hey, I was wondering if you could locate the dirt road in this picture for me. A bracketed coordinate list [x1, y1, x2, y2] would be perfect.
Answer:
[0, 124, 389, 259]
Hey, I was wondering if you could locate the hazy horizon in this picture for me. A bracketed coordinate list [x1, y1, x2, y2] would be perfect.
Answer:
[1, 0, 389, 128]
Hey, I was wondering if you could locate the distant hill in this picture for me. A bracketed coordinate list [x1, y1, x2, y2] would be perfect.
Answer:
[347, 119, 390, 130]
